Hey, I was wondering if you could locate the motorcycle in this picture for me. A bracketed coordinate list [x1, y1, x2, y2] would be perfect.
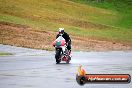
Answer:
[53, 35, 71, 64]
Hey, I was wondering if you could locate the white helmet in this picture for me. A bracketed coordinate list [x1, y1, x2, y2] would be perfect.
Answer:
[59, 28, 64, 34]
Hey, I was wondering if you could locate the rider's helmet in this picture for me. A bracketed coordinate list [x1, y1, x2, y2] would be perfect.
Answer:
[59, 28, 64, 34]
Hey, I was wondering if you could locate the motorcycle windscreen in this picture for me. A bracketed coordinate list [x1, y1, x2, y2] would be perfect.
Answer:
[55, 36, 66, 46]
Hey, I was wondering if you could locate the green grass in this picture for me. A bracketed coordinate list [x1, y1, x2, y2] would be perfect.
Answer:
[0, 52, 13, 56]
[0, 0, 132, 43]
[70, 0, 132, 29]
[0, 0, 118, 25]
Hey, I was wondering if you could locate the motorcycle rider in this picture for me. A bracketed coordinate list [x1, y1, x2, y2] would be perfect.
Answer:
[56, 28, 71, 55]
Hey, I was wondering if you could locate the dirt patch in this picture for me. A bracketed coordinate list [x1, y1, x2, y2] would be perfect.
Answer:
[72, 35, 132, 51]
[0, 22, 132, 51]
[0, 22, 55, 50]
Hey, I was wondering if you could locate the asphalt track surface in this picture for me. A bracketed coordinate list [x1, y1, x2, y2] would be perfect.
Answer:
[0, 44, 132, 88]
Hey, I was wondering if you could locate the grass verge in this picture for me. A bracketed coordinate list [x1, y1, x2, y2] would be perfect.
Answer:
[0, 52, 13, 56]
